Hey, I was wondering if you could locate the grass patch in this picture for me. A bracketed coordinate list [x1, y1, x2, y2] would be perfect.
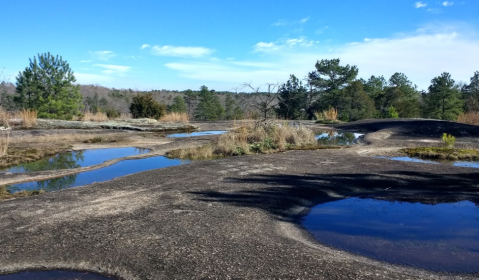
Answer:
[457, 112, 479, 126]
[401, 147, 479, 161]
[166, 121, 340, 160]
[0, 185, 45, 202]
[160, 112, 189, 122]
[82, 111, 109, 122]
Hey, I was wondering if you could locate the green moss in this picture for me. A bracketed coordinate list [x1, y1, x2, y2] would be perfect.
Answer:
[401, 147, 479, 160]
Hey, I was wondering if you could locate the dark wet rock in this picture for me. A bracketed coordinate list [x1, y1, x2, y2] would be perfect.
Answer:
[35, 119, 197, 132]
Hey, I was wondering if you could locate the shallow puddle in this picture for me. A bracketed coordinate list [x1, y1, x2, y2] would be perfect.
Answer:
[316, 132, 363, 146]
[0, 270, 117, 280]
[6, 156, 190, 193]
[375, 156, 479, 168]
[303, 197, 479, 272]
[166, 130, 227, 137]
[1, 147, 150, 174]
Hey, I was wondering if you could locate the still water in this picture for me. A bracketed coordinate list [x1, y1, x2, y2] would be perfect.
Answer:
[303, 197, 479, 272]
[375, 156, 479, 168]
[1, 147, 150, 173]
[166, 131, 227, 137]
[6, 156, 190, 193]
[316, 132, 364, 146]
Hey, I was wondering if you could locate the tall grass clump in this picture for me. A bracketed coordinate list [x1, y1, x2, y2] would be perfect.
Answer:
[167, 121, 317, 159]
[160, 112, 189, 122]
[19, 109, 37, 128]
[82, 111, 109, 122]
[457, 112, 479, 126]
[0, 107, 9, 127]
[314, 107, 340, 124]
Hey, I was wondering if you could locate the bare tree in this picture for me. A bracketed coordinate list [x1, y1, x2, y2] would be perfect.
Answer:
[242, 82, 279, 122]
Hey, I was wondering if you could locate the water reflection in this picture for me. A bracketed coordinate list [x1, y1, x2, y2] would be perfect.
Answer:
[6, 156, 190, 193]
[2, 147, 150, 173]
[316, 131, 363, 146]
[303, 197, 479, 272]
[166, 131, 227, 137]
[0, 270, 117, 280]
[375, 156, 479, 168]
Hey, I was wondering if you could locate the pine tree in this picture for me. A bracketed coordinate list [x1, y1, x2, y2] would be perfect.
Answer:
[276, 75, 307, 119]
[423, 72, 463, 120]
[170, 96, 187, 113]
[194, 86, 225, 121]
[14, 52, 83, 119]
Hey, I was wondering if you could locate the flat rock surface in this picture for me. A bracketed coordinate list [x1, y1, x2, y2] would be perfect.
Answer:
[1, 119, 479, 280]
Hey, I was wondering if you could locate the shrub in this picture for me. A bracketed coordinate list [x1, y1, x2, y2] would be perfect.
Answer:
[82, 111, 109, 122]
[104, 108, 121, 119]
[387, 106, 399, 118]
[129, 93, 166, 119]
[442, 133, 456, 148]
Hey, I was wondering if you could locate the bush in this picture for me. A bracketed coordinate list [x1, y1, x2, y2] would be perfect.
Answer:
[104, 108, 121, 119]
[129, 93, 166, 119]
[387, 106, 399, 118]
[442, 133, 455, 148]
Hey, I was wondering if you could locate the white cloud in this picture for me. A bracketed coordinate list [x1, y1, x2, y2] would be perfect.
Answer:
[415, 1, 427, 8]
[150, 45, 212, 57]
[254, 42, 281, 52]
[80, 60, 91, 63]
[93, 64, 131, 75]
[74, 73, 114, 84]
[442, 1, 453, 6]
[141, 44, 151, 49]
[91, 51, 116, 61]
[164, 25, 479, 91]
[300, 17, 310, 23]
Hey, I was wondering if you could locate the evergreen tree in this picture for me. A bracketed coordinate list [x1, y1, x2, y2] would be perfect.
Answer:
[169, 96, 187, 113]
[340, 80, 376, 121]
[14, 52, 83, 119]
[423, 72, 463, 120]
[462, 71, 479, 112]
[276, 75, 308, 119]
[387, 73, 421, 118]
[224, 94, 237, 120]
[308, 59, 358, 113]
[194, 86, 225, 121]
[84, 92, 108, 113]
[129, 93, 166, 119]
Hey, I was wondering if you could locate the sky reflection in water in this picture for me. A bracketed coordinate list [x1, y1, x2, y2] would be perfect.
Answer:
[303, 197, 479, 272]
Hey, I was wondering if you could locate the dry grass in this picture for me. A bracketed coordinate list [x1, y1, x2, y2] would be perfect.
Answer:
[457, 112, 479, 126]
[19, 109, 37, 128]
[0, 107, 10, 127]
[160, 112, 189, 122]
[82, 111, 109, 122]
[116, 112, 132, 120]
[0, 129, 10, 158]
[167, 121, 318, 159]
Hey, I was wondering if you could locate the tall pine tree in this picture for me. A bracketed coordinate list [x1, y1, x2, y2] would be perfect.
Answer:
[423, 72, 463, 120]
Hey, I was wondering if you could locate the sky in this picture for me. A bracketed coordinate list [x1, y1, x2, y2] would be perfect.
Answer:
[1, 0, 479, 92]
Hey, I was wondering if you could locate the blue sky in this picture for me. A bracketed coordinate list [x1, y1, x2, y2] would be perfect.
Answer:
[1, 0, 478, 91]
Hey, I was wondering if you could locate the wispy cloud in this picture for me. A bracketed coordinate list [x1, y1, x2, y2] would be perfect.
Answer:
[415, 1, 427, 8]
[90, 51, 116, 61]
[147, 45, 212, 58]
[254, 37, 316, 52]
[93, 64, 131, 75]
[300, 17, 310, 23]
[140, 44, 151, 49]
[80, 60, 91, 63]
[442, 1, 453, 6]
[165, 25, 479, 91]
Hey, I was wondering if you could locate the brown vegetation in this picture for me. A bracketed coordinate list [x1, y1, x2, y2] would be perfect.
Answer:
[167, 122, 319, 160]
[401, 147, 479, 161]
[160, 112, 189, 122]
[457, 111, 479, 126]
[0, 185, 45, 201]
[82, 111, 109, 122]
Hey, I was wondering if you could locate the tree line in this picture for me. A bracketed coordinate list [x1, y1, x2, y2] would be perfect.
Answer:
[276, 59, 477, 121]
[2, 53, 477, 122]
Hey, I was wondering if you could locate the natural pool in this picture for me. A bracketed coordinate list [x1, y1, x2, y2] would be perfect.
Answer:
[375, 156, 479, 168]
[0, 147, 150, 174]
[5, 156, 190, 193]
[303, 197, 479, 272]
[0, 270, 117, 280]
[166, 130, 227, 137]
[316, 132, 364, 146]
